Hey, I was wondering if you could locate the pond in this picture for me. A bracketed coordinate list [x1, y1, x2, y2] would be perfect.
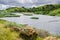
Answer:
[0, 13, 60, 35]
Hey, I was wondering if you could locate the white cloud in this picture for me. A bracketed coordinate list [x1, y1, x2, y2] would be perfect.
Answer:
[0, 4, 16, 10]
[32, 5, 37, 7]
[0, 4, 8, 10]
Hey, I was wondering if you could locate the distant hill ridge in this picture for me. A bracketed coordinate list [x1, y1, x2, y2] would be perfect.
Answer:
[0, 4, 60, 16]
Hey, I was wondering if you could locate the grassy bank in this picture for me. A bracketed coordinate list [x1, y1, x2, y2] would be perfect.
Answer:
[0, 12, 20, 17]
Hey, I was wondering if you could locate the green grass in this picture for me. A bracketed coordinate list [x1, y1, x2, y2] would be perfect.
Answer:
[0, 12, 20, 17]
[0, 28, 18, 40]
[5, 15, 20, 17]
[36, 36, 43, 40]
[0, 19, 8, 24]
[48, 9, 60, 16]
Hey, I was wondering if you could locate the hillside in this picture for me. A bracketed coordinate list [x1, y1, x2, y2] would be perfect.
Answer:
[0, 4, 60, 17]
[49, 9, 60, 16]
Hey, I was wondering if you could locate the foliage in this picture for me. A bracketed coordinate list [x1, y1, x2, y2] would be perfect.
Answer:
[49, 9, 60, 16]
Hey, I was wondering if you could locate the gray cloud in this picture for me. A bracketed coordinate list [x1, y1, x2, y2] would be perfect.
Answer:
[0, 0, 60, 8]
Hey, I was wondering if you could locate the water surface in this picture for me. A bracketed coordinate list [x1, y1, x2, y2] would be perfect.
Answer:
[0, 14, 60, 35]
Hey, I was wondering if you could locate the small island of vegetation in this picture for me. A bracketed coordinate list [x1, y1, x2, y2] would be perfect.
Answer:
[31, 17, 39, 19]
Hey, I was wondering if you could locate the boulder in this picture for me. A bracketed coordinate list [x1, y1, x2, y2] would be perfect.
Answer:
[20, 26, 36, 36]
[20, 26, 37, 40]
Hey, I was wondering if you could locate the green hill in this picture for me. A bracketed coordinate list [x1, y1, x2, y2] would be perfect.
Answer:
[0, 4, 60, 17]
[48, 9, 60, 16]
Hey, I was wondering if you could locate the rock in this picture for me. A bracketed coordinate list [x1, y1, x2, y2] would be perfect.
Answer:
[20, 26, 37, 40]
[20, 26, 36, 36]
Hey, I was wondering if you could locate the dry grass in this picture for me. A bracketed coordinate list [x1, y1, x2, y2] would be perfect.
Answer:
[16, 38, 24, 40]
[44, 36, 60, 40]
[0, 23, 5, 28]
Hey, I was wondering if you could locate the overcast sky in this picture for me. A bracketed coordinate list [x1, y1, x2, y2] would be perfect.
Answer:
[0, 0, 60, 10]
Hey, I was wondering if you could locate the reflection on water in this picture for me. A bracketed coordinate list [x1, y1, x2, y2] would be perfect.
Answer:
[0, 14, 60, 35]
